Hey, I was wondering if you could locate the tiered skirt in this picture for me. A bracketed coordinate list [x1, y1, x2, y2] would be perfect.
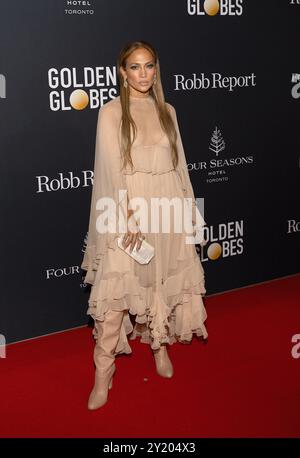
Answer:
[84, 166, 208, 354]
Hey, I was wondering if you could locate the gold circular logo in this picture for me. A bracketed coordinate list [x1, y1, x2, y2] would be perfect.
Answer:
[207, 242, 222, 260]
[204, 0, 220, 16]
[69, 89, 89, 110]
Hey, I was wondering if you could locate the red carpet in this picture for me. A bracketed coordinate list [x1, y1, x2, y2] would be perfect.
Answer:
[1, 274, 299, 438]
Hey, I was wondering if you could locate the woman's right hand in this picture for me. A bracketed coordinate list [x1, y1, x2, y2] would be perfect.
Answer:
[122, 212, 144, 252]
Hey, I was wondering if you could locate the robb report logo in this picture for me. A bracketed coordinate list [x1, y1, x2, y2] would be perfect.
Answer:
[36, 170, 93, 192]
[188, 126, 254, 184]
[291, 73, 300, 99]
[196, 219, 244, 262]
[48, 66, 117, 111]
[287, 219, 300, 234]
[187, 0, 244, 16]
[174, 72, 256, 92]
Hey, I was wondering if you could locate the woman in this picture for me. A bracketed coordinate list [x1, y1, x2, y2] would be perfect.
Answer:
[81, 40, 208, 410]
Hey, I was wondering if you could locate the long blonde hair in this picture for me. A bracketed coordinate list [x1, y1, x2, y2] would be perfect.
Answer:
[117, 40, 179, 172]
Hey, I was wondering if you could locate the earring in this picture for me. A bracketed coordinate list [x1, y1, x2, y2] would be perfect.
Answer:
[123, 78, 128, 88]
[153, 75, 157, 85]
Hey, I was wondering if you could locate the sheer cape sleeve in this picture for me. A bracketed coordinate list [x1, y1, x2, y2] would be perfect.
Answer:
[81, 101, 128, 285]
[167, 103, 206, 246]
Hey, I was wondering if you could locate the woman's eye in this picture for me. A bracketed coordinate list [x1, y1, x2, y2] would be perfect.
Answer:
[130, 64, 154, 70]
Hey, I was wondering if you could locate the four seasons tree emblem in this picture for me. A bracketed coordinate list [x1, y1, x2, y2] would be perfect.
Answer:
[209, 126, 225, 157]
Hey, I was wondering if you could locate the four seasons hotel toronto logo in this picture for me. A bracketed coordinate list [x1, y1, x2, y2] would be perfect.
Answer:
[64, 1, 95, 15]
[189, 126, 254, 184]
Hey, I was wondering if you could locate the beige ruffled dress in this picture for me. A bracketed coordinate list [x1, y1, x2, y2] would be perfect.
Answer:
[81, 94, 208, 355]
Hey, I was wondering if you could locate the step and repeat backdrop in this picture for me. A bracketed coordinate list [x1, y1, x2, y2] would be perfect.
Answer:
[1, 1, 299, 344]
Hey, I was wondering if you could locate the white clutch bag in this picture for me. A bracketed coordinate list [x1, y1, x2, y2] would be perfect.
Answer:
[117, 235, 155, 265]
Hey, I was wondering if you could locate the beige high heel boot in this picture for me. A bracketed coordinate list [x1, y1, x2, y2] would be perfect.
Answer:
[153, 344, 174, 378]
[87, 309, 124, 410]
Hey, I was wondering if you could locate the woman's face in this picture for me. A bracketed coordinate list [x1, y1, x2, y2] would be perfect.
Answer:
[121, 47, 156, 96]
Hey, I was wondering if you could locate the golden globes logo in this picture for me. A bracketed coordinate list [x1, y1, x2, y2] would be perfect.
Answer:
[48, 66, 118, 111]
[187, 0, 243, 16]
[198, 220, 244, 262]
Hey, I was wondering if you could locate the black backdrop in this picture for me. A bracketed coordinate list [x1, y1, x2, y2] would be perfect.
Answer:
[1, 1, 299, 344]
